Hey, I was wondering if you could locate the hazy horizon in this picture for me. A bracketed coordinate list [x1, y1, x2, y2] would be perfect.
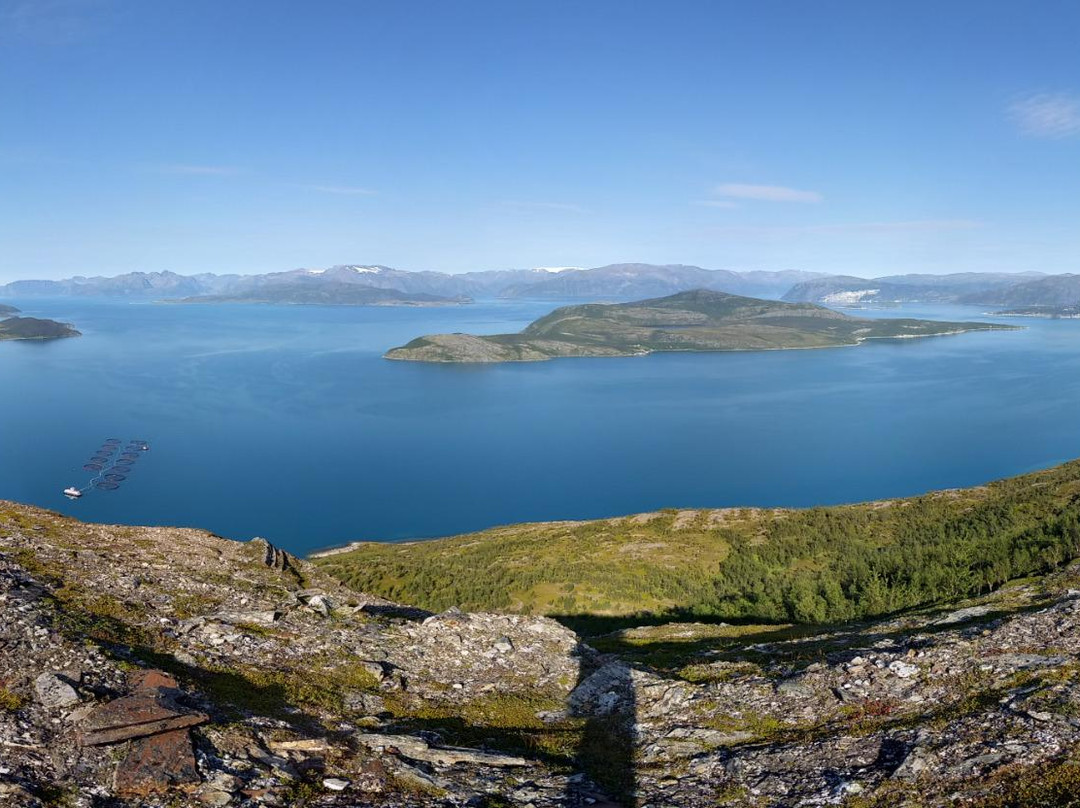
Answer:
[0, 262, 1074, 285]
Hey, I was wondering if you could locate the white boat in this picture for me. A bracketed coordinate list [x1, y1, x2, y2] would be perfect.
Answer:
[63, 487, 82, 499]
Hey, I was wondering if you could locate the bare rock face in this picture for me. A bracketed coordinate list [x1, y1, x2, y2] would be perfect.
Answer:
[249, 536, 298, 575]
[4, 500, 1080, 806]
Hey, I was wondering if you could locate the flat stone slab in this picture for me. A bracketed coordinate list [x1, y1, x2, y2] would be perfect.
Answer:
[79, 670, 208, 746]
[114, 728, 200, 795]
[82, 711, 208, 746]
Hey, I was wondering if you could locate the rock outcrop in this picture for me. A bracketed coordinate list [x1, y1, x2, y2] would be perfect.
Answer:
[3, 501, 1080, 806]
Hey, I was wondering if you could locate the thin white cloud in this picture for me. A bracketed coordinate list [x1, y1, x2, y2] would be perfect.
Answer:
[805, 219, 981, 234]
[714, 183, 823, 203]
[1009, 92, 1080, 139]
[307, 185, 377, 196]
[503, 201, 589, 213]
[711, 219, 982, 236]
[693, 199, 739, 209]
[0, 0, 112, 44]
[156, 164, 240, 176]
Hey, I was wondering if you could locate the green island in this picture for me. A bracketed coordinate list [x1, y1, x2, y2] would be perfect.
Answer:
[996, 305, 1080, 319]
[313, 458, 1080, 627]
[0, 315, 81, 341]
[384, 289, 1016, 362]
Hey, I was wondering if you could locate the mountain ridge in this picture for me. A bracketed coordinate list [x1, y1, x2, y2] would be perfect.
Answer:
[783, 271, 1058, 305]
[0, 264, 823, 303]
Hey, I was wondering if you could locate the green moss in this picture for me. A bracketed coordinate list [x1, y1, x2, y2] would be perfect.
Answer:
[976, 756, 1080, 807]
[384, 689, 583, 764]
[0, 686, 26, 711]
[195, 656, 380, 718]
[679, 661, 761, 684]
[50, 583, 156, 648]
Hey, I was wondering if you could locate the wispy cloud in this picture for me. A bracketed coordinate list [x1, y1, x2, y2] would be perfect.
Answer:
[156, 164, 240, 176]
[710, 219, 982, 237]
[804, 219, 981, 234]
[713, 183, 823, 203]
[693, 199, 739, 209]
[307, 185, 377, 196]
[503, 200, 589, 214]
[0, 0, 113, 44]
[1009, 92, 1080, 139]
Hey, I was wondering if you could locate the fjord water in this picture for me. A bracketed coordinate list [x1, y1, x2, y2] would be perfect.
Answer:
[3, 298, 1079, 556]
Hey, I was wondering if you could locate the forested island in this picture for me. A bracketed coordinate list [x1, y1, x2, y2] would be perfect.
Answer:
[0, 315, 81, 341]
[385, 289, 1015, 362]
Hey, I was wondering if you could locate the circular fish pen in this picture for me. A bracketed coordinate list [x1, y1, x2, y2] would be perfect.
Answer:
[71, 438, 150, 499]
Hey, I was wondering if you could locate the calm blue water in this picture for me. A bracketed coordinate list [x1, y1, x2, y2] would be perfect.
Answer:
[2, 297, 1079, 556]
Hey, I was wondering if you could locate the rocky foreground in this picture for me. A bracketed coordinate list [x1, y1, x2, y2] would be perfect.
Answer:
[2, 502, 1080, 806]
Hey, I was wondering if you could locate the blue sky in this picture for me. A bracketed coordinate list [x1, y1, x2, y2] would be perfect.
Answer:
[2, 0, 1079, 280]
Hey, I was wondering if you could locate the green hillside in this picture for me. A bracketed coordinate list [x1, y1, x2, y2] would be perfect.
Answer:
[314, 459, 1080, 626]
[0, 316, 80, 341]
[384, 289, 1014, 362]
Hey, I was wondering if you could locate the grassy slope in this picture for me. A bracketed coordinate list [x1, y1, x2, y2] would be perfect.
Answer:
[315, 460, 1080, 626]
[385, 289, 1013, 361]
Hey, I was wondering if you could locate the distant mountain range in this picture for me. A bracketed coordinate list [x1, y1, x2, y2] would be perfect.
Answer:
[0, 264, 823, 305]
[495, 264, 821, 300]
[0, 271, 240, 300]
[5, 265, 1080, 309]
[964, 273, 1080, 307]
[783, 271, 1080, 307]
[172, 282, 471, 307]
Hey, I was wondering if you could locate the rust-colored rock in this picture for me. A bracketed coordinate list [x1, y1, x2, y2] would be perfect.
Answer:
[78, 669, 208, 746]
[79, 693, 208, 745]
[114, 728, 199, 795]
[82, 712, 208, 746]
[129, 669, 178, 692]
